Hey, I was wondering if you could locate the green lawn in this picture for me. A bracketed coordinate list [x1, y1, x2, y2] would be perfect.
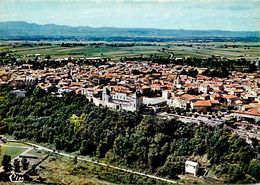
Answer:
[3, 141, 30, 147]
[0, 142, 30, 161]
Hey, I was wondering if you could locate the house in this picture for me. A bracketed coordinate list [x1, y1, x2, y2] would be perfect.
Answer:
[232, 111, 260, 123]
[162, 90, 171, 99]
[9, 79, 25, 88]
[223, 94, 239, 106]
[199, 84, 209, 94]
[191, 100, 212, 111]
[234, 103, 260, 123]
[185, 161, 199, 176]
[151, 83, 162, 91]
[168, 94, 196, 109]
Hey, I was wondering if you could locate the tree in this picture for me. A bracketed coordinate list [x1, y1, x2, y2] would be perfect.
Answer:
[13, 159, 21, 173]
[73, 156, 78, 164]
[2, 155, 12, 172]
[79, 140, 88, 155]
[248, 159, 260, 181]
[248, 63, 257, 72]
[47, 84, 58, 93]
[33, 87, 46, 97]
[187, 69, 198, 77]
[21, 157, 30, 170]
[55, 138, 63, 150]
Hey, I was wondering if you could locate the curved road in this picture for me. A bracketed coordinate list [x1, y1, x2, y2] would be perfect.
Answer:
[24, 142, 177, 184]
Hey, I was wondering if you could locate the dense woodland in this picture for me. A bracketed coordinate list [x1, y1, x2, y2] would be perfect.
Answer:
[0, 87, 259, 183]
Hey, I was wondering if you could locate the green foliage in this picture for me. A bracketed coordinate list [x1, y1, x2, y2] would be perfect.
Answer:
[69, 113, 86, 131]
[13, 158, 21, 173]
[42, 156, 171, 185]
[248, 159, 260, 181]
[21, 157, 30, 170]
[2, 154, 12, 172]
[180, 68, 198, 78]
[248, 63, 257, 72]
[0, 87, 258, 183]
[202, 67, 230, 78]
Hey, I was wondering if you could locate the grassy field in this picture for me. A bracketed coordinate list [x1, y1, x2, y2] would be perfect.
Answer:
[37, 155, 178, 185]
[38, 156, 112, 185]
[0, 142, 30, 161]
[0, 42, 259, 60]
[36, 155, 206, 185]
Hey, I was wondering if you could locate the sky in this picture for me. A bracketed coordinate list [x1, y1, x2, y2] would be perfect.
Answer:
[0, 0, 259, 31]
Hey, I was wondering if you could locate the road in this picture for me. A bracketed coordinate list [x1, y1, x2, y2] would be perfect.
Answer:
[24, 142, 177, 184]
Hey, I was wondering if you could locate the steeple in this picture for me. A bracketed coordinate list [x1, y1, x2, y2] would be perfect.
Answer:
[175, 75, 182, 88]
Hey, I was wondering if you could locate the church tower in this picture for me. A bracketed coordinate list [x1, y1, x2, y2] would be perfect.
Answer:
[102, 87, 111, 102]
[175, 75, 182, 88]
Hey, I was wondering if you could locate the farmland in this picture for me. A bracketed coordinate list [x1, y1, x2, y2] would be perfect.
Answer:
[0, 42, 259, 60]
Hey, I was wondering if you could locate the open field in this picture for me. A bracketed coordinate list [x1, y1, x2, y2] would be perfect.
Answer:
[38, 156, 115, 185]
[0, 42, 259, 60]
[0, 44, 168, 59]
[37, 155, 206, 185]
[0, 142, 31, 161]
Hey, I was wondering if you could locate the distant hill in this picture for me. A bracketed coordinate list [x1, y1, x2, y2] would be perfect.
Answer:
[0, 21, 259, 42]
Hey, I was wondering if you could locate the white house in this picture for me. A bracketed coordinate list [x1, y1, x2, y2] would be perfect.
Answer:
[199, 84, 209, 94]
[185, 161, 199, 176]
[168, 94, 196, 109]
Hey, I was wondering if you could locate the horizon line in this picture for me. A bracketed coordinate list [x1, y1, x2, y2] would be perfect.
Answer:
[1, 20, 260, 32]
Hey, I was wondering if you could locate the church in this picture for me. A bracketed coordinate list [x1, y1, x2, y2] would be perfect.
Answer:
[102, 86, 143, 112]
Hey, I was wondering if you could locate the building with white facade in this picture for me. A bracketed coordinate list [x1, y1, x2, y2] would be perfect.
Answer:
[102, 87, 142, 112]
[82, 86, 143, 112]
[185, 161, 199, 176]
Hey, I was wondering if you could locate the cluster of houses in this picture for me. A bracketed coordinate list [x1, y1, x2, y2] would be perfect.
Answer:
[0, 59, 259, 123]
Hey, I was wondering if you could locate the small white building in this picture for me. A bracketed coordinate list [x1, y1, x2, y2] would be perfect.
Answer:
[185, 161, 199, 176]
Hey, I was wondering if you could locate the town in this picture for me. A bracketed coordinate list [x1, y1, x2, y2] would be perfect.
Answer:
[0, 51, 259, 145]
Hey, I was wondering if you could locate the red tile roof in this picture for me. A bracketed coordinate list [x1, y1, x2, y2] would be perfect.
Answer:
[210, 100, 220, 104]
[223, 94, 238, 99]
[180, 94, 196, 101]
[193, 100, 212, 107]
